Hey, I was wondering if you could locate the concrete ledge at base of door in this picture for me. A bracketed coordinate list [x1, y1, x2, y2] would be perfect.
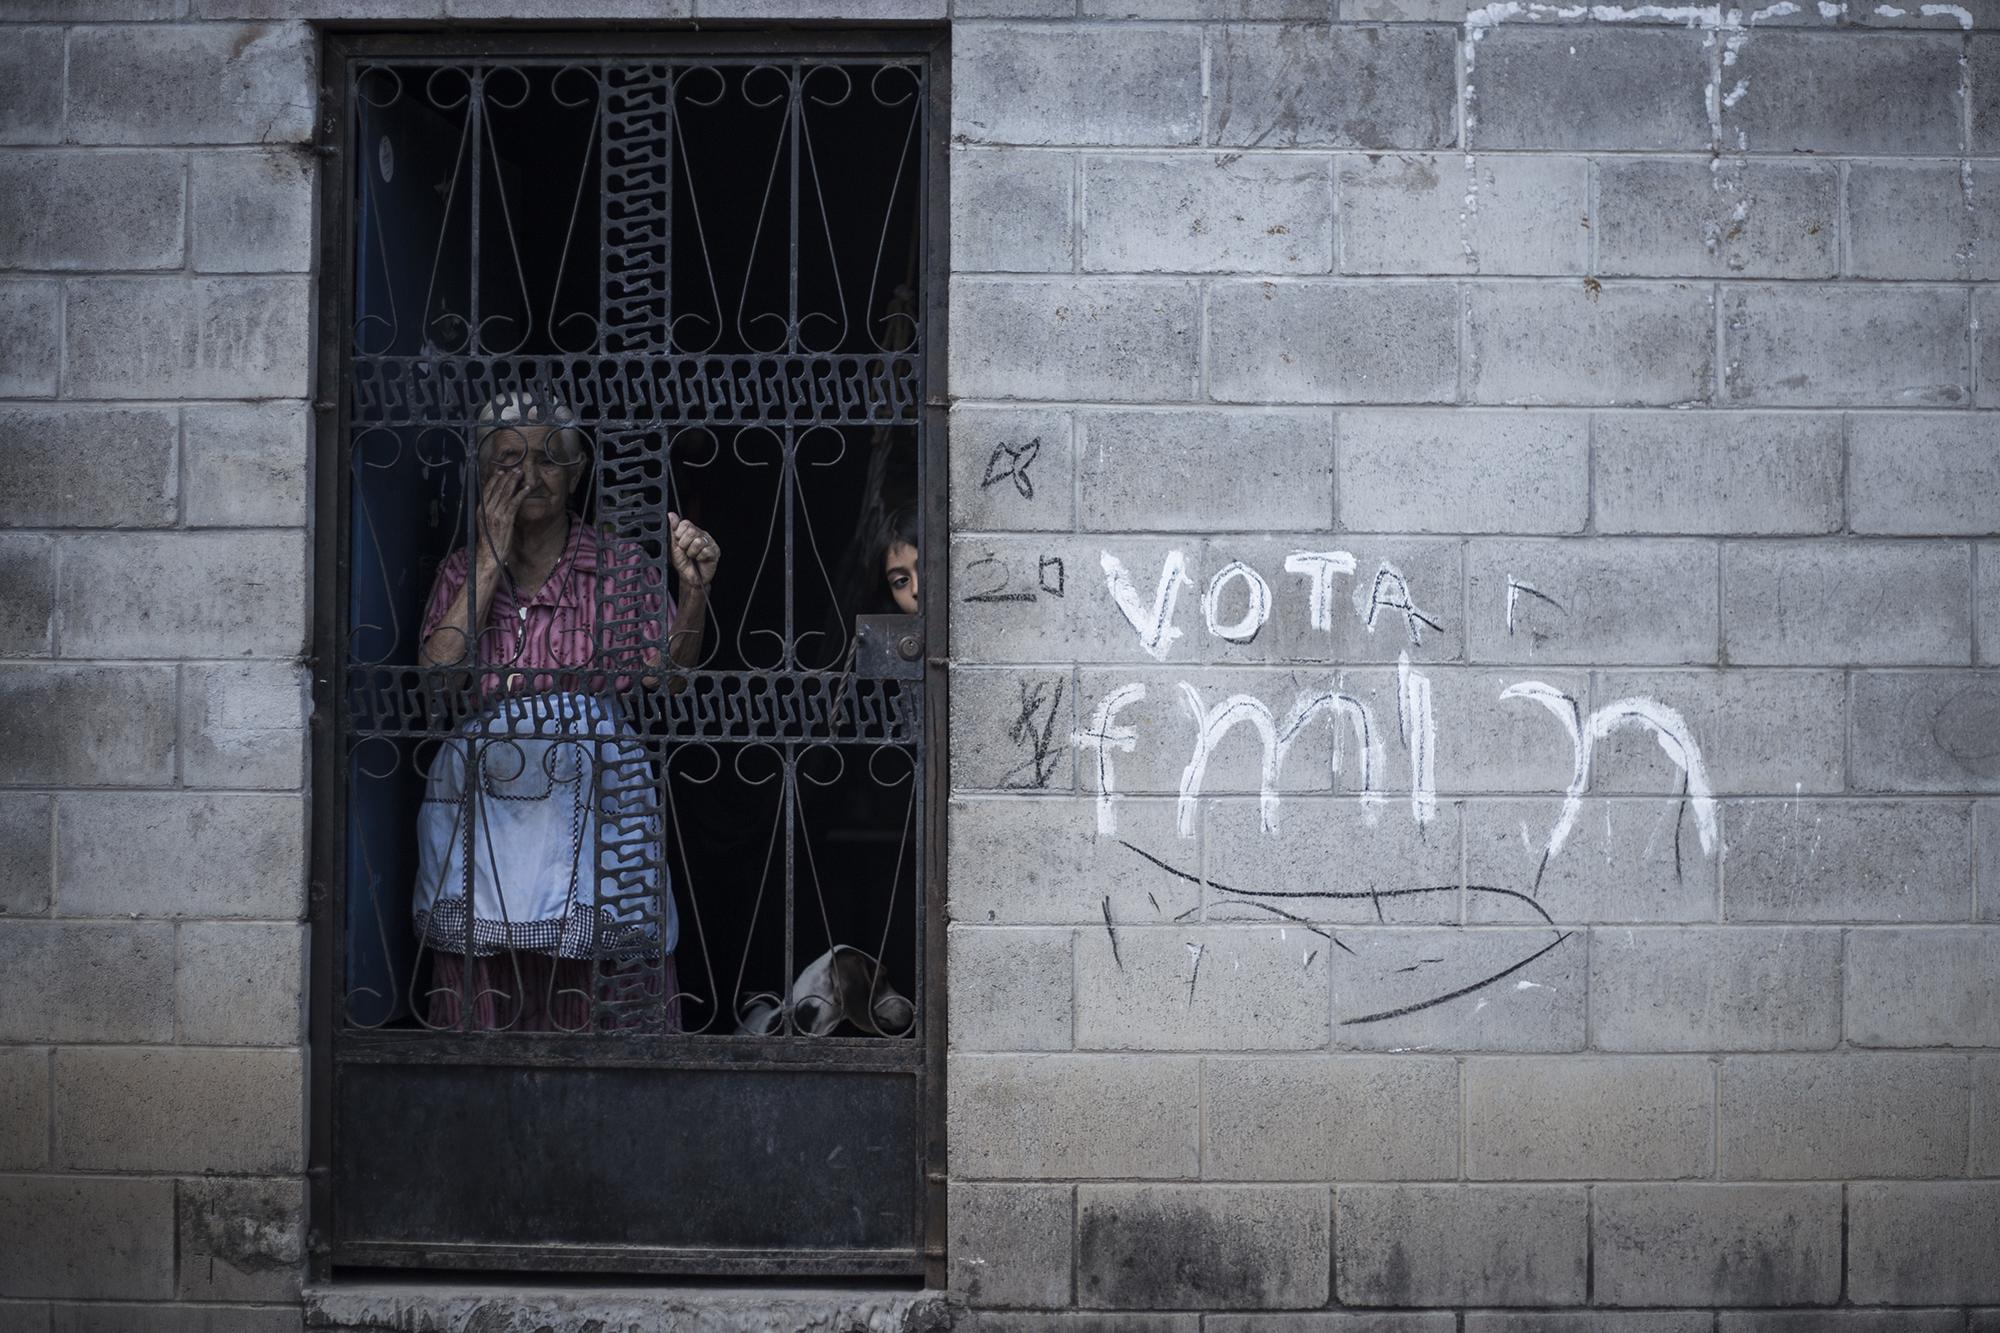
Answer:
[305, 1282, 958, 1332]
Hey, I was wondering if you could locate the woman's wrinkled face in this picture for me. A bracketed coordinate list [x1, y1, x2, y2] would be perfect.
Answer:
[483, 424, 583, 520]
[883, 541, 919, 615]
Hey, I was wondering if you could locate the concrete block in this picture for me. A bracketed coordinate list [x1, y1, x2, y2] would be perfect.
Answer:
[953, 0, 1069, 12]
[1718, 1315, 1965, 1333]
[1208, 280, 1457, 405]
[1849, 162, 2000, 280]
[948, 927, 1072, 1051]
[1978, 1055, 2000, 1174]
[1335, 1184, 1586, 1306]
[1075, 925, 1331, 1050]
[182, 401, 309, 529]
[1078, 1184, 1329, 1309]
[1337, 409, 1587, 534]
[57, 532, 306, 659]
[0, 666, 177, 788]
[1724, 799, 1973, 922]
[181, 662, 307, 791]
[950, 667, 1075, 793]
[950, 407, 1072, 533]
[1847, 926, 2000, 1046]
[176, 1176, 303, 1303]
[0, 794, 52, 918]
[1853, 0, 2000, 24]
[0, 28, 64, 146]
[178, 922, 306, 1047]
[1331, 927, 1586, 1053]
[947, 1053, 1198, 1179]
[1593, 410, 1843, 536]
[67, 25, 315, 146]
[1986, 801, 2000, 919]
[1337, 153, 1586, 277]
[56, 793, 303, 921]
[1722, 32, 1963, 156]
[1210, 24, 1455, 150]
[195, 0, 442, 13]
[1469, 28, 1709, 151]
[1079, 0, 1317, 13]
[1078, 407, 1332, 531]
[1851, 670, 2000, 792]
[1413, 665, 1590, 795]
[949, 797, 1198, 926]
[1595, 158, 1838, 279]
[0, 1176, 175, 1299]
[1849, 1181, 2000, 1303]
[46, 1309, 304, 1333]
[1202, 1055, 1459, 1181]
[1718, 1053, 1969, 1180]
[0, 536, 54, 657]
[0, 152, 184, 271]
[953, 25, 1201, 147]
[1465, 1055, 1711, 1181]
[448, 0, 685, 12]
[1850, 413, 2000, 535]
[1467, 281, 1713, 407]
[960, 1312, 1192, 1320]
[951, 277, 1198, 401]
[1467, 538, 1718, 666]
[1981, 290, 2000, 410]
[1981, 35, 2000, 154]
[1214, 1316, 1455, 1333]
[192, 148, 313, 274]
[1593, 668, 1846, 795]
[1592, 1183, 1841, 1307]
[0, 407, 179, 529]
[952, 149, 1075, 274]
[54, 1048, 302, 1173]
[1981, 551, 1999, 666]
[5, 0, 177, 12]
[1468, 1317, 1711, 1333]
[64, 277, 311, 400]
[1724, 541, 1972, 666]
[948, 1182, 1071, 1309]
[0, 1047, 48, 1171]
[1590, 926, 1843, 1051]
[49, 1306, 306, 1333]
[1723, 284, 1969, 407]
[1466, 796, 1717, 924]
[1083, 154, 1331, 275]
[1204, 797, 1461, 927]
[0, 281, 60, 398]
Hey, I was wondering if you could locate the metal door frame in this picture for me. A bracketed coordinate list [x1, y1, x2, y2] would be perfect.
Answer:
[305, 26, 951, 1283]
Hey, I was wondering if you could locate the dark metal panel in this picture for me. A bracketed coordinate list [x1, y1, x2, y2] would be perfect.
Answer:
[334, 1062, 920, 1256]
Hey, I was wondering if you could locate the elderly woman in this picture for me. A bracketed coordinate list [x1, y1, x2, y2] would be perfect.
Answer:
[411, 391, 719, 1032]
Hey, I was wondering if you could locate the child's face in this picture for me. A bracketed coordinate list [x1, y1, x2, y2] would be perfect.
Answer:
[883, 541, 919, 615]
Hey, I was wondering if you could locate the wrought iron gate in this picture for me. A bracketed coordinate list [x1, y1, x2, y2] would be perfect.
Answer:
[308, 30, 948, 1279]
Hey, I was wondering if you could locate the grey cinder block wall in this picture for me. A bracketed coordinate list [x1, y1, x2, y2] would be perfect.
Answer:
[1, 0, 1997, 1329]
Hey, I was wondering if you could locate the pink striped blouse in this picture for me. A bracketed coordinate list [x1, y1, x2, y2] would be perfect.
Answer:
[420, 522, 674, 695]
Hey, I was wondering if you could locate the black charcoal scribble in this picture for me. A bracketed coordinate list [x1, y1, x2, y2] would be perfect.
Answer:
[980, 436, 1040, 499]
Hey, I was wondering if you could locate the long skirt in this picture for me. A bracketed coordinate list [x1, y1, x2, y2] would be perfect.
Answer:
[427, 949, 683, 1033]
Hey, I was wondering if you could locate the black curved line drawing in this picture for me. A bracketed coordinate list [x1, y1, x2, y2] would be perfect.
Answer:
[1115, 840, 1573, 1025]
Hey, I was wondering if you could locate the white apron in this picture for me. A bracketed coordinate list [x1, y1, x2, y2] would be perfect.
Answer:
[413, 692, 676, 959]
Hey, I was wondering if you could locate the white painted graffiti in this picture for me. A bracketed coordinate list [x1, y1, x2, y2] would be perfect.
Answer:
[1075, 545, 1717, 876]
